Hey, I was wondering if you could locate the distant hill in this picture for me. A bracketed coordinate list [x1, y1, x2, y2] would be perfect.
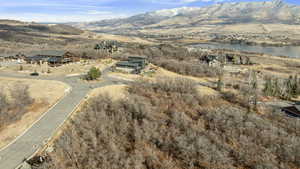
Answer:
[0, 20, 84, 44]
[75, 0, 300, 34]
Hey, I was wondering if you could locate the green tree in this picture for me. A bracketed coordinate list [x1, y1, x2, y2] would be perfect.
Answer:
[85, 67, 101, 80]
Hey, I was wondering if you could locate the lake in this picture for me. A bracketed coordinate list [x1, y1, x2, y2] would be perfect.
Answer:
[193, 43, 300, 58]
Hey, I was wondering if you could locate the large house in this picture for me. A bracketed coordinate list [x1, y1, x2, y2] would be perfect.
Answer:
[282, 103, 300, 117]
[25, 51, 77, 66]
[115, 56, 148, 74]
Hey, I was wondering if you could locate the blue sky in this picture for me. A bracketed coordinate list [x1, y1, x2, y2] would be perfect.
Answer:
[0, 0, 299, 22]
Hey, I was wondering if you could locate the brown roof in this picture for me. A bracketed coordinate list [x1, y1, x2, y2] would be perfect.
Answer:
[28, 50, 65, 57]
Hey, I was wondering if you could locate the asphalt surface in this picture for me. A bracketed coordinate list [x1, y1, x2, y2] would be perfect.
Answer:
[0, 69, 128, 169]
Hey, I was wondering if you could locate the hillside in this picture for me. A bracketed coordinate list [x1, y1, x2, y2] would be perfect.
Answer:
[0, 20, 84, 45]
[75, 0, 300, 35]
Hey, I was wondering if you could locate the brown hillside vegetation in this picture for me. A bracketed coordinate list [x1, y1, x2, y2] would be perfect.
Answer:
[36, 77, 299, 169]
[0, 21, 85, 47]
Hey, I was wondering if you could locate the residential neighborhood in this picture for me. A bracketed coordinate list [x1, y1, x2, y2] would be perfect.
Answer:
[0, 0, 300, 169]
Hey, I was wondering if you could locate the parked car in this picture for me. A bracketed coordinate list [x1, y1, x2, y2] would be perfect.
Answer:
[30, 72, 39, 76]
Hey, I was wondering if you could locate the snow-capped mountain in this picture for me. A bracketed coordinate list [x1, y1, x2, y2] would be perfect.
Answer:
[74, 0, 300, 33]
[149, 7, 201, 17]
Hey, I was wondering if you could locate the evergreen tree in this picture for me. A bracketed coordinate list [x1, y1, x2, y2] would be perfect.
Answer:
[283, 76, 293, 100]
[291, 75, 299, 97]
[273, 78, 280, 97]
[263, 77, 273, 96]
[94, 44, 101, 51]
[297, 76, 300, 95]
[249, 71, 258, 111]
[85, 67, 101, 80]
[217, 72, 224, 92]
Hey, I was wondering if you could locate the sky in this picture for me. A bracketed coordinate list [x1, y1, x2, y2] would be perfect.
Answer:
[0, 0, 299, 23]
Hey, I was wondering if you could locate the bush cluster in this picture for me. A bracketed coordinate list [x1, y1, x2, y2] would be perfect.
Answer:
[152, 59, 221, 78]
[35, 77, 299, 169]
[84, 67, 101, 80]
[123, 44, 220, 78]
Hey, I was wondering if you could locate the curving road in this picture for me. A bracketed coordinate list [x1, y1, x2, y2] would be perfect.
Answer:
[0, 69, 129, 169]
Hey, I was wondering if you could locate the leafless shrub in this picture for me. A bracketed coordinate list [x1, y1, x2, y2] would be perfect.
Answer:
[11, 84, 34, 108]
[0, 84, 34, 130]
[131, 77, 197, 94]
[36, 78, 299, 169]
[152, 58, 220, 78]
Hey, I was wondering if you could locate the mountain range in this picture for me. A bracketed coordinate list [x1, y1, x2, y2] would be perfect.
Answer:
[73, 0, 300, 34]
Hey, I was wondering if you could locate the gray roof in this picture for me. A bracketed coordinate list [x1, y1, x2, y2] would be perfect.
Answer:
[26, 55, 49, 60]
[27, 50, 65, 57]
[116, 61, 140, 68]
[128, 56, 147, 59]
[48, 57, 63, 62]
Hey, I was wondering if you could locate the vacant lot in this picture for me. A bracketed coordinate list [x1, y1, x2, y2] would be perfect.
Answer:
[108, 65, 217, 96]
[89, 85, 127, 100]
[0, 77, 68, 149]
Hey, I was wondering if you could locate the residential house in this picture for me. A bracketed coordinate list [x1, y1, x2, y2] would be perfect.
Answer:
[115, 56, 148, 74]
[25, 51, 76, 66]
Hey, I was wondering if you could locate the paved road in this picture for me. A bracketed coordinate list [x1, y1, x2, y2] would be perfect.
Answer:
[0, 70, 128, 169]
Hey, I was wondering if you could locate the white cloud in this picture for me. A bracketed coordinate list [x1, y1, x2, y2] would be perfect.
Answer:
[0, 13, 128, 23]
[0, 0, 125, 22]
[86, 10, 113, 15]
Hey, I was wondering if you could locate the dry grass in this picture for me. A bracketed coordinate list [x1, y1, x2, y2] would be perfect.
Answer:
[0, 77, 68, 149]
[96, 33, 154, 44]
[242, 54, 300, 78]
[154, 67, 213, 83]
[108, 64, 218, 97]
[89, 85, 127, 100]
